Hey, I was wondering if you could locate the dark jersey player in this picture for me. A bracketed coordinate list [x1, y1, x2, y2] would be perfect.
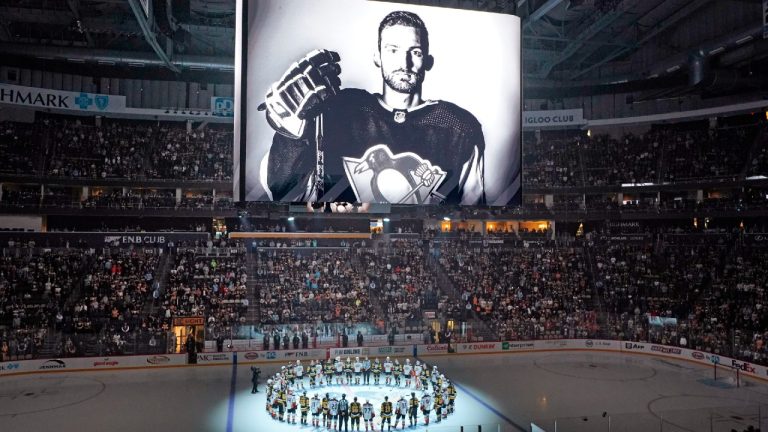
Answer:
[259, 11, 485, 205]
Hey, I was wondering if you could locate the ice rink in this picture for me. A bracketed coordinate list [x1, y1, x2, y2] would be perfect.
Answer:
[2, 351, 768, 432]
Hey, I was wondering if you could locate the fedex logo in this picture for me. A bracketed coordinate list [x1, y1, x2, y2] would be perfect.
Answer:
[731, 360, 756, 373]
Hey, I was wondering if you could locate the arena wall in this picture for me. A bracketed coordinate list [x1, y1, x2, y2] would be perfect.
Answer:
[2, 340, 766, 384]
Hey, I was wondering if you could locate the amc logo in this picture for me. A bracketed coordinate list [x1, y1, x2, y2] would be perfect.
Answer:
[691, 352, 705, 360]
[244, 352, 260, 360]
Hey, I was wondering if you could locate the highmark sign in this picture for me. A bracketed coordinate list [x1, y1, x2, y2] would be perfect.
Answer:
[0, 84, 126, 113]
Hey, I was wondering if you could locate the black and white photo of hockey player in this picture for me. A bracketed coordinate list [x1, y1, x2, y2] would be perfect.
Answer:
[258, 10, 485, 205]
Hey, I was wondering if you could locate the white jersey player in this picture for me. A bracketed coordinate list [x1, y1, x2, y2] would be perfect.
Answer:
[420, 392, 432, 425]
[383, 357, 394, 385]
[362, 400, 375, 431]
[414, 362, 423, 389]
[354, 358, 363, 385]
[294, 360, 304, 389]
[329, 397, 340, 429]
[286, 392, 298, 424]
[310, 394, 321, 427]
[403, 360, 413, 387]
[394, 395, 408, 429]
[335, 357, 344, 384]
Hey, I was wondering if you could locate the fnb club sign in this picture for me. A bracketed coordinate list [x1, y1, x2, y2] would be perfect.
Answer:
[104, 235, 167, 245]
[0, 83, 126, 113]
[93, 358, 119, 367]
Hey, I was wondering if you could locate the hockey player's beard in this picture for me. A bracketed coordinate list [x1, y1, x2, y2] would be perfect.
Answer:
[383, 69, 424, 94]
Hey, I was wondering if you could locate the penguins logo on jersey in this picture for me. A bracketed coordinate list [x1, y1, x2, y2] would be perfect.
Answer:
[342, 144, 446, 204]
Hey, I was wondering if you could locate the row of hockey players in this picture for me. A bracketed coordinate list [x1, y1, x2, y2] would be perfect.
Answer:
[267, 390, 457, 430]
[269, 356, 447, 390]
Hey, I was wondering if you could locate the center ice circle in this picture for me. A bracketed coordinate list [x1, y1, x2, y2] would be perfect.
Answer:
[264, 358, 457, 430]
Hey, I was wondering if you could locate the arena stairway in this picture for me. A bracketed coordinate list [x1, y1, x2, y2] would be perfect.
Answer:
[245, 250, 260, 326]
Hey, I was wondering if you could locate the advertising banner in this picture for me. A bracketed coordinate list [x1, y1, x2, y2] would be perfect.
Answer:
[456, 342, 503, 354]
[523, 109, 586, 129]
[329, 345, 410, 359]
[764, 0, 768, 39]
[0, 232, 209, 248]
[196, 352, 234, 364]
[254, 349, 326, 361]
[416, 344, 449, 355]
[211, 96, 234, 117]
[0, 83, 126, 113]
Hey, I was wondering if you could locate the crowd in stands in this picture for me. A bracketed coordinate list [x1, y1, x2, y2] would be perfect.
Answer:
[436, 240, 597, 340]
[522, 117, 764, 188]
[152, 248, 248, 334]
[0, 248, 88, 360]
[0, 121, 46, 175]
[0, 117, 233, 181]
[0, 114, 763, 189]
[147, 125, 232, 180]
[2, 229, 768, 369]
[359, 239, 438, 328]
[593, 230, 768, 364]
[47, 119, 149, 179]
[256, 249, 375, 325]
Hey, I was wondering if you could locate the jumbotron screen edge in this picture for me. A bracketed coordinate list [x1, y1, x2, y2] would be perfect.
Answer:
[234, 0, 522, 206]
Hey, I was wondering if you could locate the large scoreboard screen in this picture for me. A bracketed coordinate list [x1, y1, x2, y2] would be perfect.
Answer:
[234, 0, 521, 206]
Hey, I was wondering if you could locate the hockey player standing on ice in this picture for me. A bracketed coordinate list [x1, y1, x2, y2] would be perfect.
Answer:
[354, 356, 363, 385]
[309, 360, 318, 388]
[299, 391, 310, 425]
[260, 11, 486, 205]
[344, 356, 354, 385]
[393, 359, 403, 386]
[335, 356, 344, 385]
[380, 395, 394, 431]
[372, 358, 382, 385]
[420, 391, 432, 425]
[413, 361, 423, 390]
[408, 392, 419, 427]
[362, 356, 371, 384]
[447, 380, 457, 414]
[286, 389, 298, 424]
[403, 359, 413, 388]
[362, 399, 375, 432]
[311, 394, 322, 427]
[294, 360, 304, 390]
[394, 394, 408, 429]
[383, 356, 394, 385]
[350, 397, 363, 431]
[329, 394, 340, 430]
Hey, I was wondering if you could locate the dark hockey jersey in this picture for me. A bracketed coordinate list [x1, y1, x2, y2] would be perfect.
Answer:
[266, 89, 485, 204]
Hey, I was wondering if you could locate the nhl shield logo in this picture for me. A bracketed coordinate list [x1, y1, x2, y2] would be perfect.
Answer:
[342, 144, 446, 204]
[94, 95, 109, 110]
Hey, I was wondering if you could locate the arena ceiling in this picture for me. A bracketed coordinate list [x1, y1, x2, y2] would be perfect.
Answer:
[0, 0, 764, 90]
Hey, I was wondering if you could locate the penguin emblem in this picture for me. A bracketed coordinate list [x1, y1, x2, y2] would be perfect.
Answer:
[342, 144, 446, 204]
